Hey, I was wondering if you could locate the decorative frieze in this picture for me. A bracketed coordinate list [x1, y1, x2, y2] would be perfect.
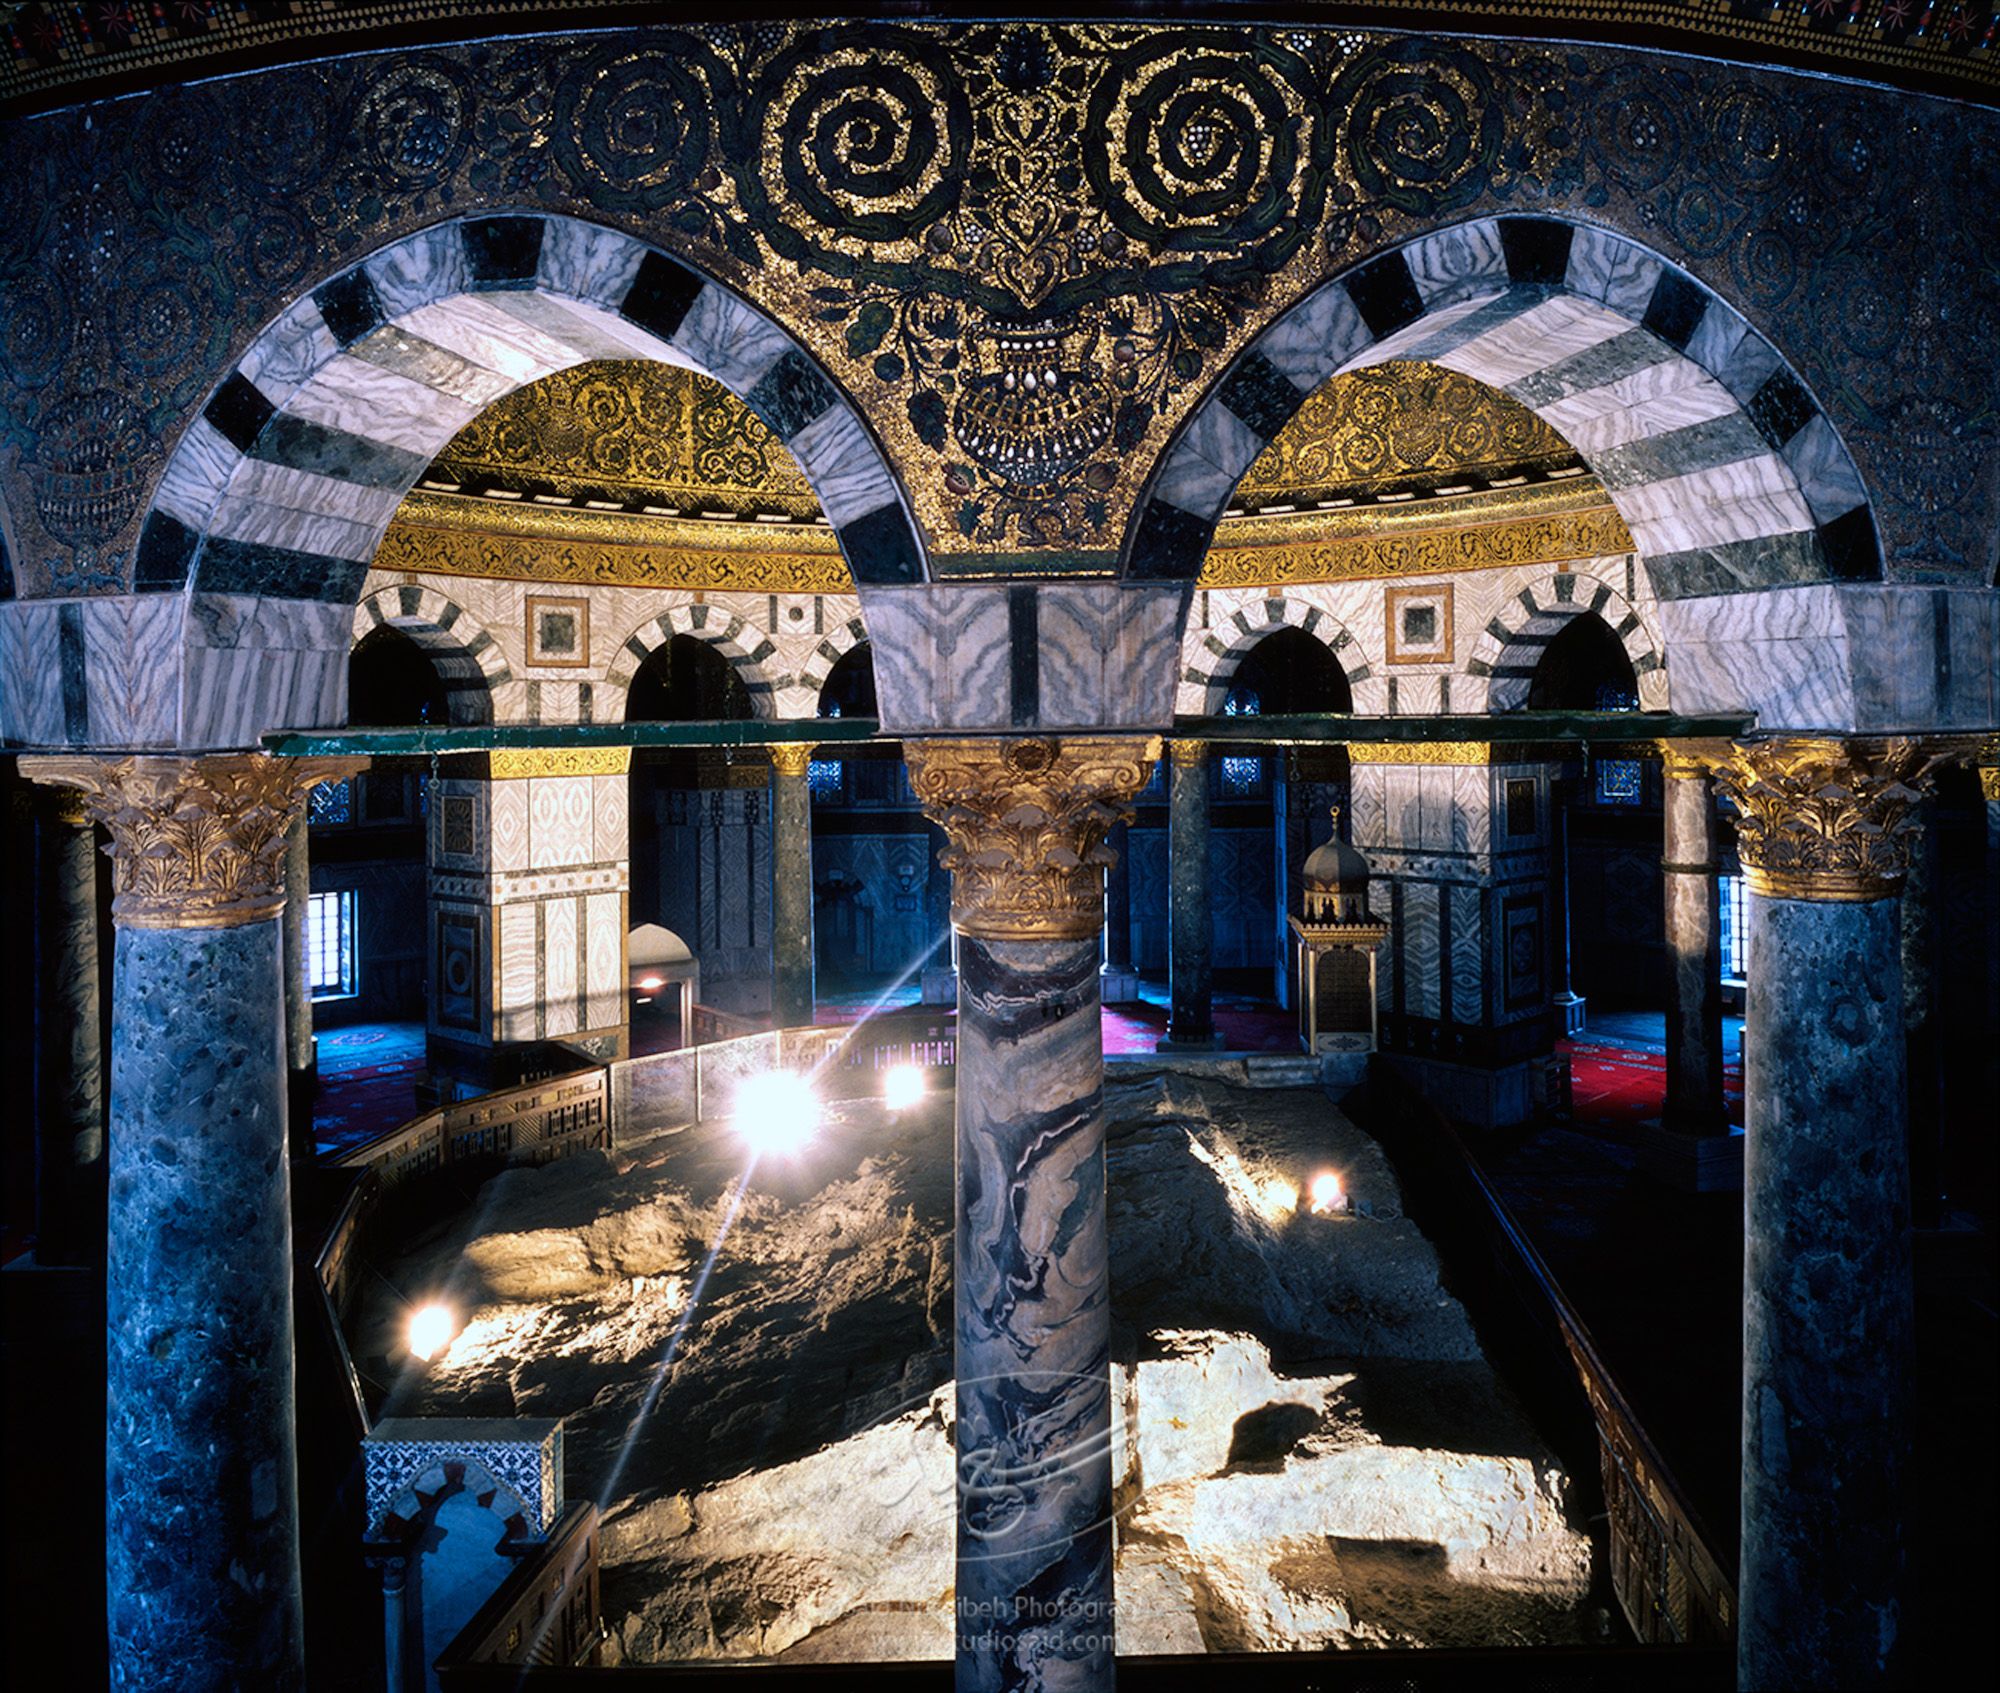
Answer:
[906, 736, 1160, 941]
[486, 748, 632, 779]
[20, 754, 364, 929]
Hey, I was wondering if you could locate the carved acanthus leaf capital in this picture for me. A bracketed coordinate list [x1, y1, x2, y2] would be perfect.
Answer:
[19, 754, 366, 929]
[1692, 736, 1941, 902]
[905, 736, 1161, 941]
[767, 743, 815, 780]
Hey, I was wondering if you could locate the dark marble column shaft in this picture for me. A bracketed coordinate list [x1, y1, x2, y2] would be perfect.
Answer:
[1165, 740, 1214, 1047]
[22, 752, 361, 1693]
[36, 787, 105, 1266]
[770, 748, 815, 1029]
[907, 735, 1156, 1693]
[1899, 794, 1942, 1228]
[1549, 777, 1583, 1031]
[109, 917, 304, 1691]
[954, 933, 1114, 1692]
[1661, 759, 1724, 1134]
[282, 813, 316, 1157]
[1708, 735, 1936, 1692]
[1741, 892, 1909, 1690]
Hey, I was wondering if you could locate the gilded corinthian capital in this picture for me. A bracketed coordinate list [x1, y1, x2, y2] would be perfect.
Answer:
[905, 736, 1161, 941]
[20, 754, 366, 929]
[1692, 736, 1940, 902]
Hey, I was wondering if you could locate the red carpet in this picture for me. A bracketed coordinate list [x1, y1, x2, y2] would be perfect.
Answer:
[1562, 1039, 1744, 1128]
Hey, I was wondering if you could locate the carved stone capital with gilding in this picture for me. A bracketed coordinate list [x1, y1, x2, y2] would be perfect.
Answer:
[1166, 737, 1208, 773]
[768, 743, 815, 780]
[19, 754, 367, 929]
[905, 736, 1161, 941]
[1688, 736, 1947, 902]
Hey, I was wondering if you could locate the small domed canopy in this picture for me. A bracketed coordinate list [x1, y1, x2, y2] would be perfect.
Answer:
[1300, 807, 1371, 925]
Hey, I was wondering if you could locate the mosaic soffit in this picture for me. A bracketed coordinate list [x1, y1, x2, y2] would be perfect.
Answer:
[385, 351, 1633, 592]
[404, 356, 1613, 542]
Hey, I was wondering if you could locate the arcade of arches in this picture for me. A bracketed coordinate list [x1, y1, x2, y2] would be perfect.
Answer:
[0, 14, 1995, 1693]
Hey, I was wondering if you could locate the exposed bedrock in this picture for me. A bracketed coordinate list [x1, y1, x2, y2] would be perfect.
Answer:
[365, 1072, 1594, 1662]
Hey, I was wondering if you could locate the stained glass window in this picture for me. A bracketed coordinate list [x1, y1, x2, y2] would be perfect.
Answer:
[309, 778, 352, 826]
[1720, 874, 1749, 983]
[1220, 755, 1261, 795]
[1595, 759, 1643, 806]
[306, 891, 356, 999]
[808, 759, 845, 801]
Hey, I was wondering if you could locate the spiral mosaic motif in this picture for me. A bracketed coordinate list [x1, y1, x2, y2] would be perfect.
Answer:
[1086, 37, 1322, 251]
[1586, 64, 1684, 195]
[354, 59, 470, 193]
[114, 249, 210, 380]
[752, 31, 970, 244]
[0, 274, 72, 389]
[1331, 40, 1500, 218]
[554, 44, 724, 212]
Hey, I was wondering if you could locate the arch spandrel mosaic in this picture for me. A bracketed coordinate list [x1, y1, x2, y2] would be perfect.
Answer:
[0, 21, 1993, 596]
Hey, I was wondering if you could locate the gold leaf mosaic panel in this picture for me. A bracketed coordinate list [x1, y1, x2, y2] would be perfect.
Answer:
[1235, 362, 1583, 507]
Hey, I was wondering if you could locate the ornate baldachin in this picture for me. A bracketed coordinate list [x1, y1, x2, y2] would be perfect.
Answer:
[20, 754, 364, 929]
[1686, 736, 1945, 902]
[906, 736, 1160, 941]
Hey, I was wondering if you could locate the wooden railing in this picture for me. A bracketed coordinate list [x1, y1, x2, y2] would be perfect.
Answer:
[434, 1502, 603, 1681]
[1366, 1063, 1736, 1652]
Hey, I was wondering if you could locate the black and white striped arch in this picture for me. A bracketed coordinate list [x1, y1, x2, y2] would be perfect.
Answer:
[1129, 217, 1878, 601]
[605, 604, 782, 719]
[352, 584, 512, 725]
[797, 616, 871, 702]
[1464, 573, 1666, 712]
[138, 213, 923, 746]
[1178, 595, 1378, 716]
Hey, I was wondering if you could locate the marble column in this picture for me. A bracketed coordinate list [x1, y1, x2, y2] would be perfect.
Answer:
[1706, 736, 1940, 1692]
[1163, 739, 1217, 1049]
[1100, 819, 1138, 1004]
[1660, 751, 1724, 1135]
[34, 783, 105, 1266]
[23, 752, 361, 1693]
[1899, 791, 1943, 1229]
[769, 745, 816, 1030]
[908, 735, 1159, 1693]
[282, 813, 316, 1159]
[1548, 776, 1585, 1037]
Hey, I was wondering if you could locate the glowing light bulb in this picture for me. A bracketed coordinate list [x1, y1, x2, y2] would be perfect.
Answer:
[1309, 1171, 1346, 1215]
[408, 1303, 456, 1362]
[883, 1064, 925, 1112]
[637, 975, 665, 992]
[734, 1070, 821, 1157]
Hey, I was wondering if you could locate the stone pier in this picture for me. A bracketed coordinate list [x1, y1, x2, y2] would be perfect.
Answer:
[1162, 739, 1217, 1050]
[1707, 736, 1934, 1691]
[909, 735, 1158, 1693]
[770, 745, 816, 1029]
[24, 752, 360, 1693]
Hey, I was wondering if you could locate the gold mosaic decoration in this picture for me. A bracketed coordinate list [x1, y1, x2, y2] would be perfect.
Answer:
[375, 518, 851, 595]
[423, 362, 820, 520]
[1235, 362, 1581, 507]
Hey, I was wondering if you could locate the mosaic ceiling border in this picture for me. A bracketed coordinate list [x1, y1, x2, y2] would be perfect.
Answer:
[1, 2, 1993, 111]
[0, 21, 1993, 598]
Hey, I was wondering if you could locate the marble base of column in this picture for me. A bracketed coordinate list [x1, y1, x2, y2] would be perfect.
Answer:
[109, 918, 306, 1690]
[770, 751, 815, 1030]
[36, 790, 105, 1266]
[954, 933, 1114, 1691]
[1740, 892, 1909, 1688]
